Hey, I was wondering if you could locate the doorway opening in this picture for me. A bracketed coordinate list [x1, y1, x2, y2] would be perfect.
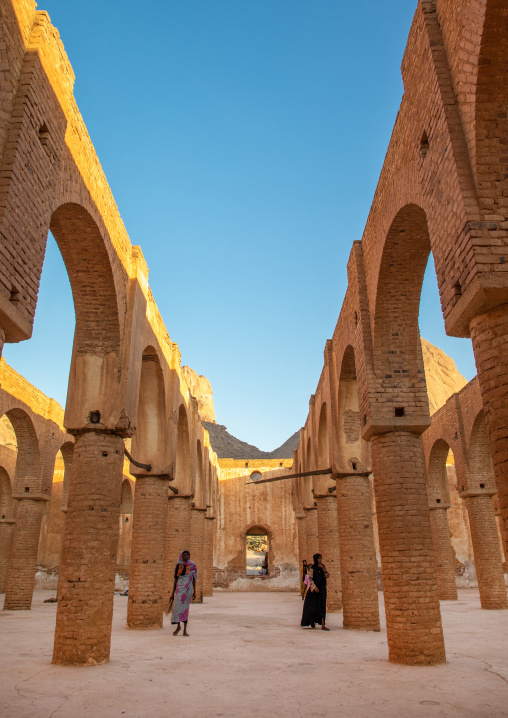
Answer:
[246, 527, 269, 576]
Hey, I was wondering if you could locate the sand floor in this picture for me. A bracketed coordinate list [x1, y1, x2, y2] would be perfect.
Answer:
[1, 589, 508, 718]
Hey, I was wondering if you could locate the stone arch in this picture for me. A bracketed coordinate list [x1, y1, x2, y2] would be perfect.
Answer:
[427, 439, 453, 507]
[317, 403, 328, 468]
[131, 346, 167, 471]
[474, 0, 508, 216]
[373, 203, 431, 424]
[120, 478, 133, 514]
[0, 465, 14, 592]
[337, 344, 367, 471]
[0, 466, 13, 521]
[426, 438, 458, 600]
[175, 404, 192, 494]
[3, 408, 40, 495]
[468, 410, 497, 494]
[59, 440, 74, 512]
[302, 436, 314, 506]
[48, 203, 122, 429]
[194, 439, 204, 505]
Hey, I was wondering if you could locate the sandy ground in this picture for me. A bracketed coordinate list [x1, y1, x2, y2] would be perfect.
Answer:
[1, 589, 508, 718]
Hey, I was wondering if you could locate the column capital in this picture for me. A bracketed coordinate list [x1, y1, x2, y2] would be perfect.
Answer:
[459, 488, 496, 499]
[11, 492, 50, 502]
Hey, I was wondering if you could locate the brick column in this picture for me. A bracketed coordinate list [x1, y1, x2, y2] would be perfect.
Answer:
[336, 474, 380, 630]
[462, 491, 507, 609]
[52, 431, 124, 666]
[370, 431, 445, 665]
[3, 498, 45, 609]
[127, 475, 169, 629]
[296, 511, 307, 568]
[191, 507, 205, 602]
[163, 495, 192, 608]
[316, 495, 342, 611]
[428, 504, 458, 601]
[203, 515, 215, 597]
[470, 305, 508, 562]
[0, 519, 15, 593]
[304, 506, 319, 559]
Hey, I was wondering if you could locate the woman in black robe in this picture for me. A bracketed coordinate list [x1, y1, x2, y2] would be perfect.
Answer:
[300, 553, 330, 630]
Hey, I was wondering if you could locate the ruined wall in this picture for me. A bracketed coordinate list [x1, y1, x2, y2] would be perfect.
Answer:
[214, 459, 298, 591]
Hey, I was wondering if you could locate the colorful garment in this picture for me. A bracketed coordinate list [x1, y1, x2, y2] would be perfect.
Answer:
[171, 552, 197, 624]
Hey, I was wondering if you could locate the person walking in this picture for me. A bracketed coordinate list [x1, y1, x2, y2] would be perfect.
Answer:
[300, 553, 329, 630]
[168, 550, 197, 636]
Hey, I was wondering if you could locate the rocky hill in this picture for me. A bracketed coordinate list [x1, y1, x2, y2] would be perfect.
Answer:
[421, 338, 468, 415]
[182, 366, 216, 423]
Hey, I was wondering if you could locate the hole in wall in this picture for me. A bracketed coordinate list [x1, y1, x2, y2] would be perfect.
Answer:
[38, 123, 50, 147]
[420, 130, 429, 159]
[394, 407, 405, 417]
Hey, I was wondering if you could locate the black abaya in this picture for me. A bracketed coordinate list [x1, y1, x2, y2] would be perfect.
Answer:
[300, 564, 327, 627]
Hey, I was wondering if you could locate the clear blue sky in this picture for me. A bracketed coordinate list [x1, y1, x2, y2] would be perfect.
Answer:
[4, 0, 477, 451]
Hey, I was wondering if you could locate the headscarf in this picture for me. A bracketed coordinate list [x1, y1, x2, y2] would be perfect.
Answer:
[176, 551, 197, 580]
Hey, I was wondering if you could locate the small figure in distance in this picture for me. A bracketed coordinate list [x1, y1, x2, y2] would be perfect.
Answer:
[168, 550, 197, 636]
[300, 553, 330, 631]
[262, 551, 269, 575]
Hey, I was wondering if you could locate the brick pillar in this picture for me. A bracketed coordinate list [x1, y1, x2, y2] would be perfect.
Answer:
[470, 305, 508, 562]
[296, 512, 307, 569]
[191, 507, 205, 603]
[316, 495, 342, 611]
[428, 505, 458, 601]
[203, 515, 215, 597]
[336, 474, 380, 630]
[0, 519, 15, 593]
[3, 499, 45, 609]
[462, 492, 508, 609]
[370, 432, 446, 665]
[163, 495, 192, 608]
[127, 475, 169, 629]
[0, 327, 5, 359]
[304, 506, 319, 559]
[52, 431, 124, 666]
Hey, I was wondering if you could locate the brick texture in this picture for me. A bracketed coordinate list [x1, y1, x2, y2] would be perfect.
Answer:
[52, 431, 124, 666]
[203, 515, 214, 597]
[190, 508, 205, 603]
[336, 475, 380, 630]
[3, 498, 44, 609]
[163, 496, 192, 610]
[127, 476, 168, 629]
[371, 432, 446, 665]
[304, 507, 319, 560]
[464, 494, 508, 609]
[428, 507, 458, 600]
[316, 495, 342, 612]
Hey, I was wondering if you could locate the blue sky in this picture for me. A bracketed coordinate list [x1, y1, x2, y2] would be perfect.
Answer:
[4, 0, 477, 450]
